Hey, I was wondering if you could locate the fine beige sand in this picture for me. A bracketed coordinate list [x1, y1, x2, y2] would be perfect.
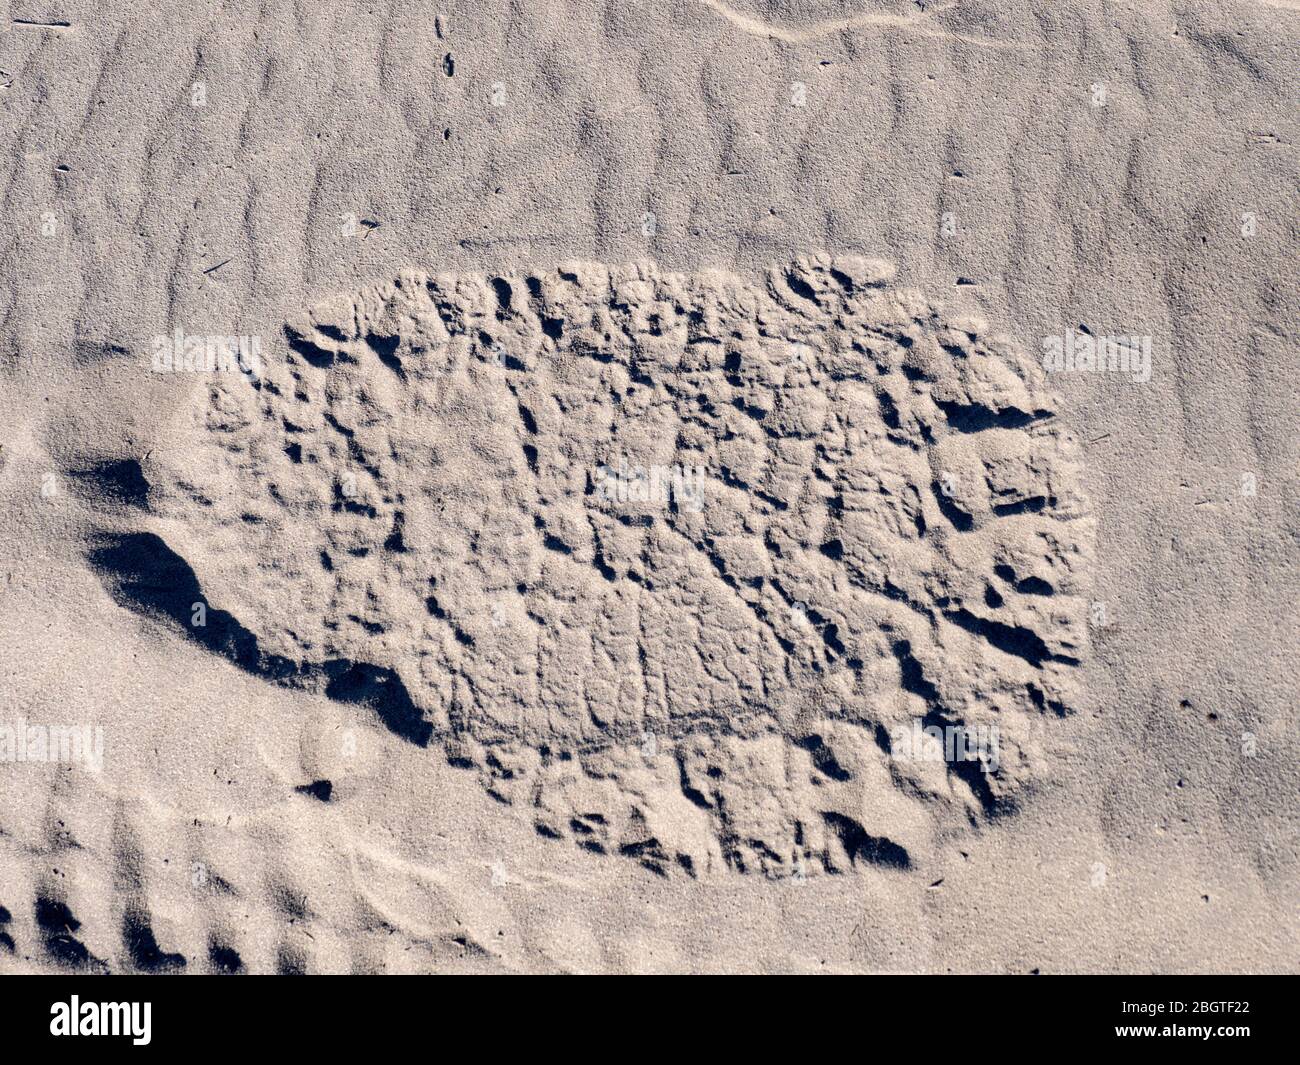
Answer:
[0, 0, 1296, 974]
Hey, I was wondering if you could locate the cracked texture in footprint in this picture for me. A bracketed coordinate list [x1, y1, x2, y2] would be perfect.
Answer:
[112, 256, 1093, 879]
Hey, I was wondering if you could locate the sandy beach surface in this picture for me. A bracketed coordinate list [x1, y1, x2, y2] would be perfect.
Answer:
[0, 0, 1296, 974]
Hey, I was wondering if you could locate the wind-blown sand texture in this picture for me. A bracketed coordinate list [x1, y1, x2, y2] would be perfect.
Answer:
[0, 1, 1295, 973]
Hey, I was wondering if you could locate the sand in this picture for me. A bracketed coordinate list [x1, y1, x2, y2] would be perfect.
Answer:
[0, 0, 1296, 974]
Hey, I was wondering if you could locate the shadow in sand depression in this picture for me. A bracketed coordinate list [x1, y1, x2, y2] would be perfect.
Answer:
[87, 532, 432, 746]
